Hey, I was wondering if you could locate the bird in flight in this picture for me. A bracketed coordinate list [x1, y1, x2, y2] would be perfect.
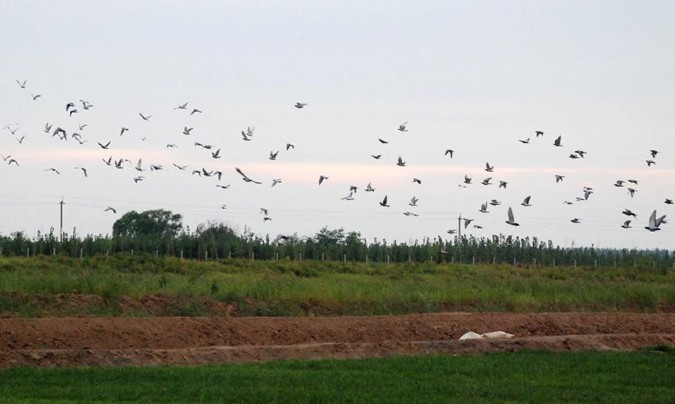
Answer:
[645, 210, 666, 232]
[235, 167, 262, 184]
[650, 149, 658, 158]
[365, 182, 375, 192]
[75, 167, 88, 177]
[555, 175, 565, 183]
[216, 184, 231, 189]
[16, 79, 27, 89]
[319, 175, 329, 185]
[31, 93, 41, 100]
[211, 149, 221, 159]
[294, 102, 307, 109]
[98, 141, 111, 149]
[519, 138, 530, 144]
[379, 195, 390, 207]
[378, 138, 389, 144]
[666, 199, 673, 205]
[120, 127, 129, 136]
[621, 220, 631, 229]
[286, 143, 295, 150]
[571, 218, 581, 224]
[485, 162, 494, 172]
[175, 102, 188, 110]
[445, 149, 454, 158]
[398, 122, 408, 132]
[409, 196, 419, 207]
[105, 207, 117, 214]
[396, 156, 406, 167]
[481, 177, 492, 185]
[371, 154, 382, 159]
[412, 178, 421, 184]
[190, 108, 202, 115]
[622, 209, 637, 218]
[646, 160, 656, 167]
[499, 181, 508, 189]
[521, 196, 532, 207]
[271, 178, 282, 187]
[553, 136, 562, 147]
[479, 203, 489, 214]
[269, 150, 279, 161]
[535, 130, 544, 137]
[183, 127, 194, 136]
[172, 163, 187, 170]
[139, 112, 152, 121]
[506, 207, 519, 226]
[45, 168, 60, 174]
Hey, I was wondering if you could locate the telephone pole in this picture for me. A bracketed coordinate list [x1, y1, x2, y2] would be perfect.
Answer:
[458, 213, 462, 239]
[59, 198, 64, 242]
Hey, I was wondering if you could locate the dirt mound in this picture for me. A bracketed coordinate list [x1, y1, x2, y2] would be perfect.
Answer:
[1, 313, 673, 368]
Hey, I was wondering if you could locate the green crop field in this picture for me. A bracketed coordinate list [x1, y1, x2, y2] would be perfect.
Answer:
[0, 350, 673, 403]
[0, 255, 673, 317]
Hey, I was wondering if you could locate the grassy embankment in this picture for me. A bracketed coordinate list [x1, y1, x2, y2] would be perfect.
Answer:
[0, 350, 673, 403]
[0, 255, 673, 316]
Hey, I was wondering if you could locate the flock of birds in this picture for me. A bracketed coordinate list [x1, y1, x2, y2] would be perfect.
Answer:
[3, 78, 672, 240]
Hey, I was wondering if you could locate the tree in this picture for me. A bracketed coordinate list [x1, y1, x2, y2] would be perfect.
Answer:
[112, 209, 183, 238]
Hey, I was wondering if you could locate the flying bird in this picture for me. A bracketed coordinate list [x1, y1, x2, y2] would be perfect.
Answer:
[98, 141, 111, 149]
[412, 178, 421, 184]
[553, 136, 562, 147]
[31, 93, 41, 100]
[481, 177, 492, 185]
[535, 130, 544, 137]
[234, 167, 262, 184]
[105, 207, 117, 214]
[172, 163, 187, 170]
[499, 181, 508, 189]
[271, 178, 282, 187]
[555, 175, 565, 183]
[269, 150, 279, 160]
[319, 175, 329, 185]
[571, 218, 581, 224]
[650, 150, 658, 158]
[521, 196, 532, 207]
[444, 149, 454, 158]
[211, 149, 221, 159]
[396, 156, 406, 167]
[190, 108, 202, 115]
[398, 122, 408, 132]
[139, 112, 152, 121]
[371, 154, 382, 159]
[646, 160, 656, 167]
[479, 203, 489, 213]
[183, 127, 194, 136]
[621, 220, 632, 229]
[506, 207, 519, 226]
[519, 138, 530, 144]
[622, 209, 637, 218]
[286, 143, 295, 150]
[378, 138, 389, 144]
[379, 195, 390, 207]
[16, 79, 27, 89]
[120, 127, 129, 136]
[45, 168, 60, 174]
[409, 196, 419, 207]
[175, 102, 188, 110]
[294, 102, 307, 109]
[365, 182, 375, 192]
[485, 162, 494, 172]
[75, 167, 88, 177]
[645, 210, 665, 232]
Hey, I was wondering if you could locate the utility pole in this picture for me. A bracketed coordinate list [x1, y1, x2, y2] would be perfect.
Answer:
[59, 198, 64, 242]
[458, 213, 462, 239]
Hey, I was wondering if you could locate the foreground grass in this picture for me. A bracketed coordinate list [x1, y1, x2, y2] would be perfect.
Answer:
[0, 351, 673, 403]
[0, 255, 674, 316]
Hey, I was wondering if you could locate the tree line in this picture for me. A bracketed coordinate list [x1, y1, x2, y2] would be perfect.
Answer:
[1, 209, 673, 268]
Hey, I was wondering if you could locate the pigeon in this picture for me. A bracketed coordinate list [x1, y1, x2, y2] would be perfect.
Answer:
[553, 136, 562, 147]
[463, 175, 472, 185]
[403, 211, 419, 217]
[650, 150, 658, 158]
[463, 218, 474, 229]
[175, 102, 188, 110]
[521, 196, 532, 207]
[139, 112, 152, 121]
[294, 102, 307, 109]
[398, 121, 408, 132]
[627, 188, 637, 198]
[319, 175, 329, 185]
[519, 138, 530, 144]
[172, 163, 187, 170]
[499, 181, 508, 189]
[286, 143, 295, 150]
[444, 149, 454, 158]
[190, 108, 202, 115]
[104, 207, 117, 214]
[412, 178, 421, 184]
[447, 229, 457, 235]
[379, 195, 390, 207]
[371, 154, 382, 159]
[120, 127, 129, 136]
[505, 207, 519, 226]
[666, 199, 673, 205]
[646, 160, 656, 167]
[645, 210, 664, 232]
[535, 130, 544, 137]
[627, 179, 639, 185]
[66, 102, 75, 111]
[378, 138, 389, 144]
[342, 192, 355, 201]
[409, 196, 419, 207]
[489, 199, 501, 206]
[479, 203, 489, 213]
[365, 182, 375, 192]
[575, 150, 587, 158]
[485, 162, 494, 172]
[271, 178, 282, 187]
[269, 150, 279, 160]
[621, 220, 631, 229]
[102, 156, 112, 166]
[211, 149, 221, 159]
[216, 184, 231, 189]
[569, 153, 580, 159]
[16, 79, 27, 89]
[481, 177, 492, 185]
[44, 123, 53, 133]
[183, 127, 194, 135]
[622, 209, 637, 217]
[133, 176, 145, 183]
[555, 175, 565, 183]
[571, 218, 581, 224]
[45, 168, 60, 174]
[235, 167, 262, 184]
[614, 180, 625, 187]
[78, 123, 88, 130]
[396, 156, 406, 167]
[31, 93, 41, 100]
[75, 167, 88, 177]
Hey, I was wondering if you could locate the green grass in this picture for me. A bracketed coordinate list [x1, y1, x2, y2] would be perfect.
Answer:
[0, 255, 674, 316]
[0, 351, 673, 403]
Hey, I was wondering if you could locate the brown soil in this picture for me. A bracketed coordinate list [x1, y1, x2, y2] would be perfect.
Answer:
[1, 312, 673, 368]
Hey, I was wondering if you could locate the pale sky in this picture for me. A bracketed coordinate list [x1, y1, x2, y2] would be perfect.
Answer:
[1, 0, 674, 249]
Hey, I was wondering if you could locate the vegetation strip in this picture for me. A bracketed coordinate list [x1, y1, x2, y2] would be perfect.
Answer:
[0, 351, 673, 403]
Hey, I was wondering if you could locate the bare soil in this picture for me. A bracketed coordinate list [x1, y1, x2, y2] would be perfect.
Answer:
[1, 312, 674, 368]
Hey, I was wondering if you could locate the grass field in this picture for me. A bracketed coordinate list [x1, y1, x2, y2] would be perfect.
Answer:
[0, 350, 673, 403]
[1, 255, 673, 316]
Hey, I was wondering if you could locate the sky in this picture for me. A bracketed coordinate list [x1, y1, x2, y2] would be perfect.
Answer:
[0, 0, 674, 249]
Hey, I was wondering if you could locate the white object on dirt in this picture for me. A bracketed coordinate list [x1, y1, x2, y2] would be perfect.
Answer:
[459, 331, 484, 340]
[482, 331, 514, 339]
[459, 331, 514, 340]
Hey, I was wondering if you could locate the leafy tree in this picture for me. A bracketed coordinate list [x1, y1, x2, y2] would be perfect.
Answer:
[112, 209, 183, 238]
